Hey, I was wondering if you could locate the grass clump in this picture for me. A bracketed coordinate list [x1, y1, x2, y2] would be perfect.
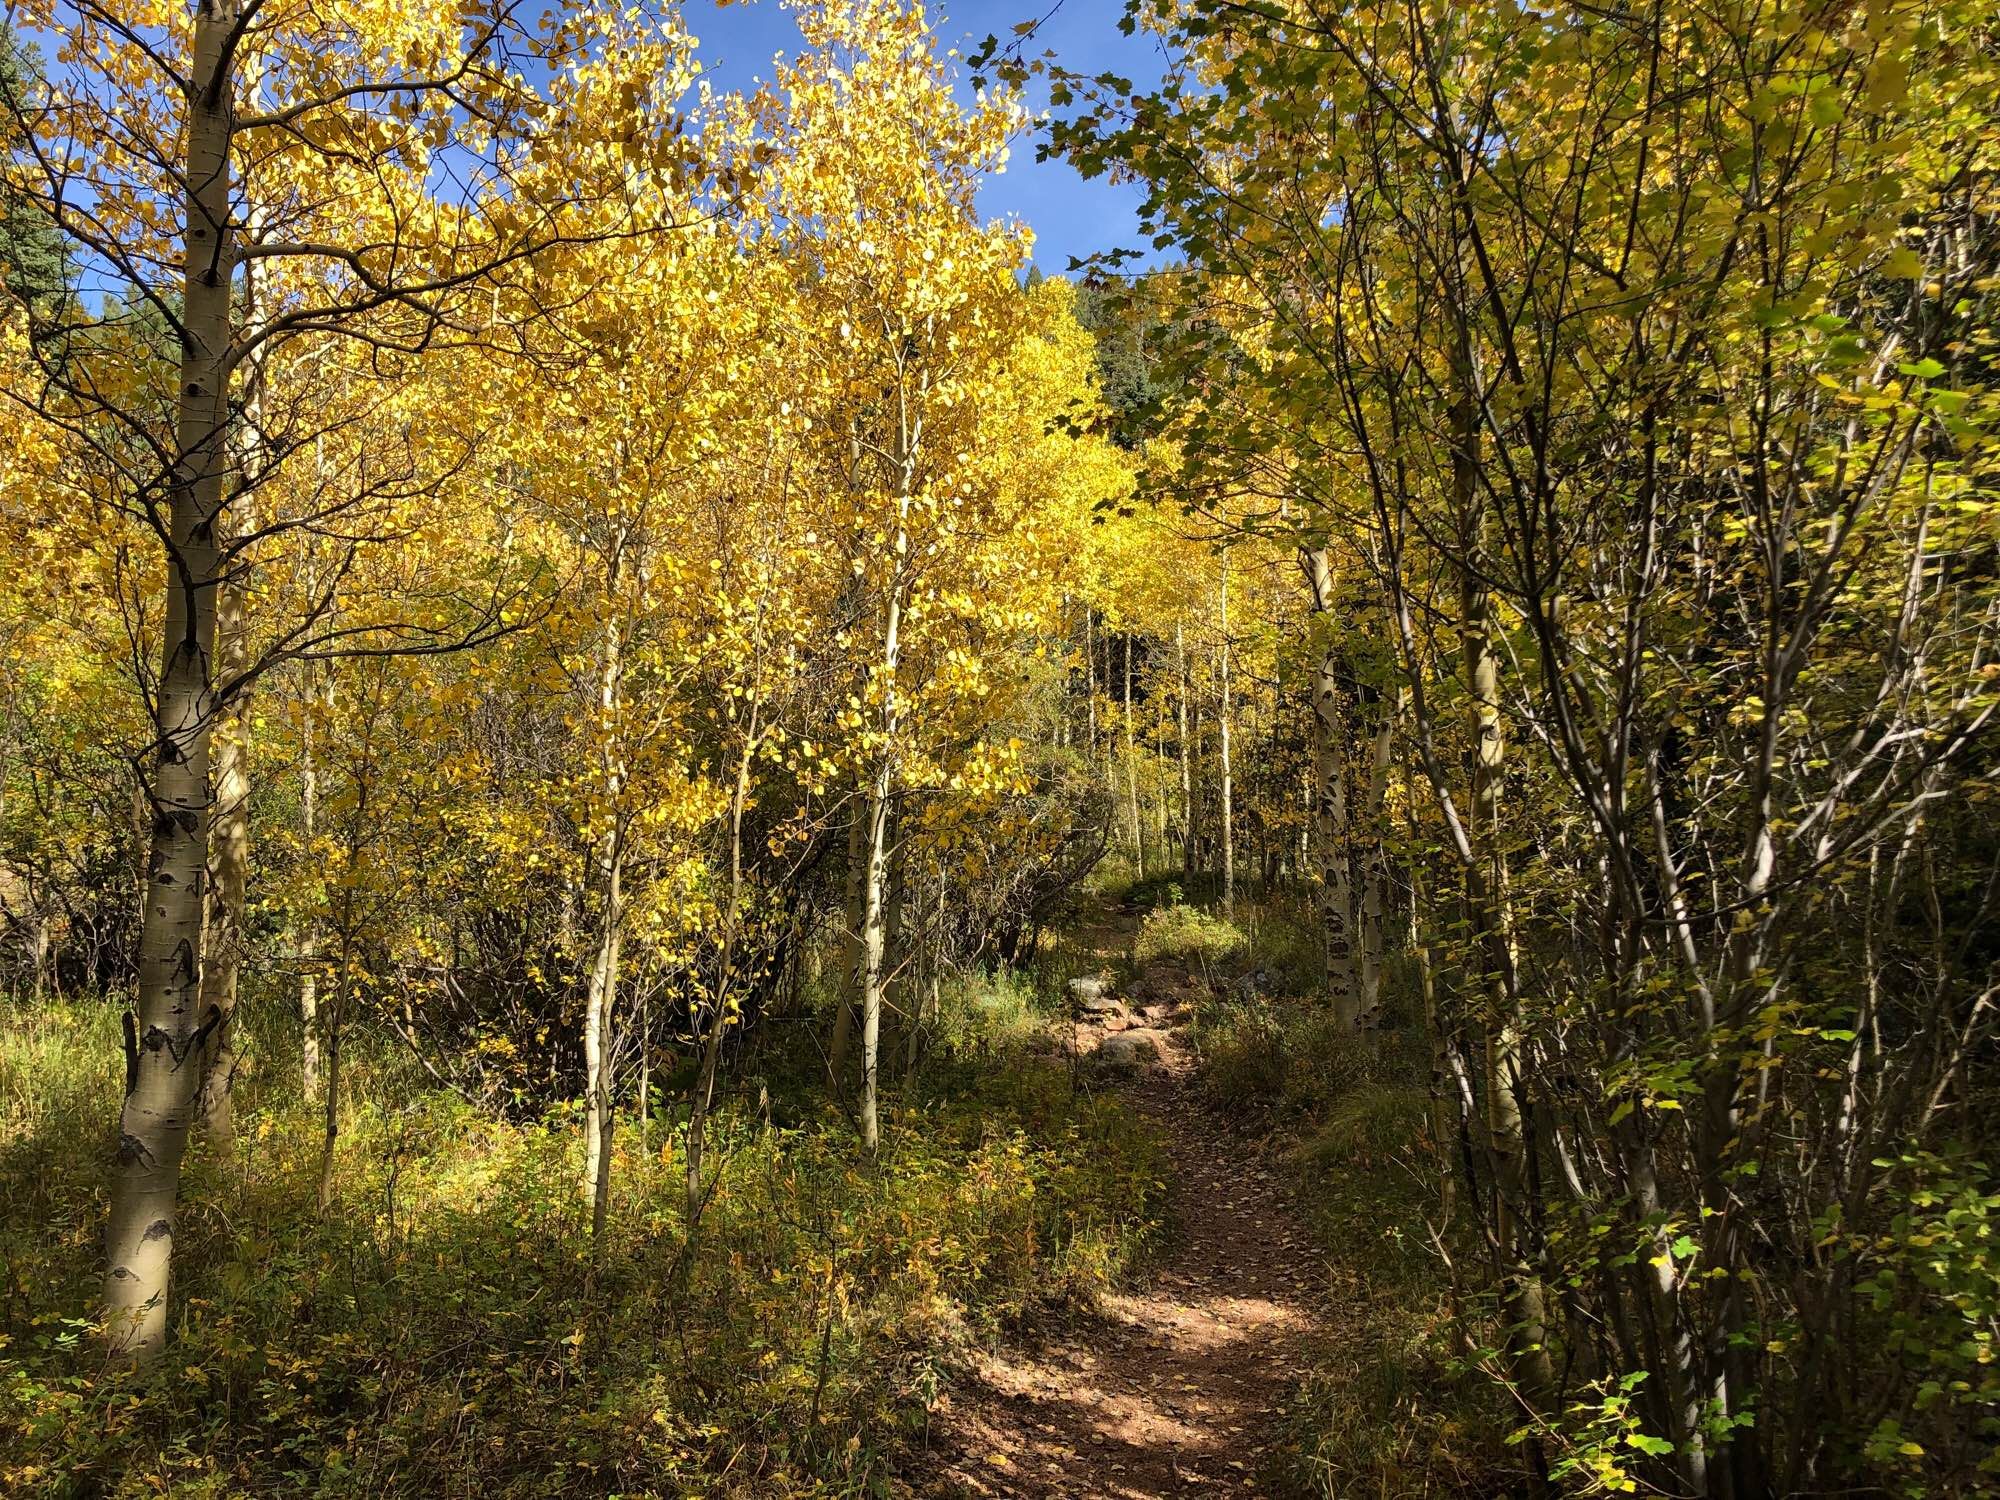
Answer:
[1281, 1083, 1516, 1498]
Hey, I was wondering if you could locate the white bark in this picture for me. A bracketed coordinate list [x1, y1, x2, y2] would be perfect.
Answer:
[1217, 559, 1235, 917]
[1303, 547, 1359, 1025]
[103, 0, 238, 1361]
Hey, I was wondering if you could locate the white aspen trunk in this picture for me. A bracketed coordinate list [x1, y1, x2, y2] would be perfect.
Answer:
[1123, 633, 1144, 877]
[195, 115, 270, 1147]
[1178, 623, 1194, 882]
[581, 850, 622, 1240]
[1455, 396, 1554, 1408]
[582, 571, 626, 1242]
[637, 983, 650, 1161]
[1465, 561, 1551, 1400]
[883, 802, 907, 1070]
[828, 798, 864, 1089]
[298, 658, 323, 1101]
[195, 580, 250, 1143]
[859, 411, 915, 1155]
[687, 715, 758, 1227]
[858, 705, 897, 1157]
[1297, 771, 1310, 874]
[904, 874, 943, 1077]
[1407, 855, 1458, 1223]
[30, 907, 51, 1000]
[103, 0, 238, 1361]
[1055, 595, 1071, 751]
[1354, 686, 1396, 1028]
[316, 676, 383, 1217]
[1303, 547, 1360, 1026]
[1084, 609, 1098, 772]
[1218, 560, 1235, 918]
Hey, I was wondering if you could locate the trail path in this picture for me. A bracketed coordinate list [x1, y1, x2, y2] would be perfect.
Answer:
[919, 912, 1325, 1497]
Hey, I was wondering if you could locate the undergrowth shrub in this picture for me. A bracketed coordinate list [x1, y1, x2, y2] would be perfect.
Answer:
[0, 999, 1162, 1497]
[1193, 998, 1381, 1120]
[1133, 903, 1244, 969]
[1235, 895, 1326, 998]
[930, 968, 1044, 1056]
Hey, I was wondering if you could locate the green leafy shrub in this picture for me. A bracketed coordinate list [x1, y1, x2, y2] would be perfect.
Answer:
[1193, 996, 1385, 1120]
[1133, 903, 1245, 969]
[1194, 999, 1290, 1106]
[1235, 895, 1325, 998]
[929, 968, 1045, 1056]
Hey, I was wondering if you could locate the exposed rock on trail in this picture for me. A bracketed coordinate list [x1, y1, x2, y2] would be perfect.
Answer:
[1090, 1028, 1169, 1076]
[919, 931, 1326, 1497]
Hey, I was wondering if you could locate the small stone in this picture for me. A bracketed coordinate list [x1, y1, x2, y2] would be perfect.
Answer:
[1068, 975, 1113, 1006]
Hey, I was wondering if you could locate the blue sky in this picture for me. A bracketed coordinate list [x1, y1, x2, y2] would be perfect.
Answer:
[679, 1, 1159, 273]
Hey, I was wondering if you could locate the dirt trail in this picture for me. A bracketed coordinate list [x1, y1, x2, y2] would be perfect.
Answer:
[919, 915, 1325, 1497]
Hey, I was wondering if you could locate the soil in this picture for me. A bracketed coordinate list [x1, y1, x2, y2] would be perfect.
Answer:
[916, 919, 1326, 1498]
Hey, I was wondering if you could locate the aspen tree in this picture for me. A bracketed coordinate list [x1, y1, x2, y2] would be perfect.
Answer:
[2, 0, 692, 1356]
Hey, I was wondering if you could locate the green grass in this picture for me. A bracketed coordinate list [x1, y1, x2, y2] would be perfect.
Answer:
[0, 993, 1163, 1497]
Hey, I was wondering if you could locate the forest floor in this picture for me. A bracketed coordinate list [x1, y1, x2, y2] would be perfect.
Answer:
[918, 909, 1327, 1498]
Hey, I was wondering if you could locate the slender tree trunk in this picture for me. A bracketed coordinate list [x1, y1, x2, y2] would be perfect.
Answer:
[582, 572, 627, 1242]
[195, 148, 270, 1148]
[1123, 634, 1144, 877]
[1304, 546, 1360, 1025]
[298, 653, 328, 1100]
[30, 905, 51, 1000]
[859, 460, 910, 1155]
[1408, 860, 1457, 1223]
[828, 801, 864, 1090]
[315, 932, 351, 1215]
[687, 716, 758, 1227]
[196, 579, 250, 1143]
[1456, 405, 1555, 1412]
[1084, 608, 1098, 772]
[581, 851, 622, 1240]
[1055, 596, 1071, 750]
[858, 748, 896, 1156]
[905, 874, 943, 1077]
[1353, 683, 1395, 1028]
[316, 676, 381, 1217]
[637, 982, 650, 1161]
[1217, 560, 1235, 918]
[1178, 623, 1194, 883]
[102, 0, 238, 1362]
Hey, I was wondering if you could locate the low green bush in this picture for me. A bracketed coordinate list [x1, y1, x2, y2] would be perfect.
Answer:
[1133, 903, 1245, 969]
[1192, 996, 1385, 1120]
[929, 967, 1045, 1057]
